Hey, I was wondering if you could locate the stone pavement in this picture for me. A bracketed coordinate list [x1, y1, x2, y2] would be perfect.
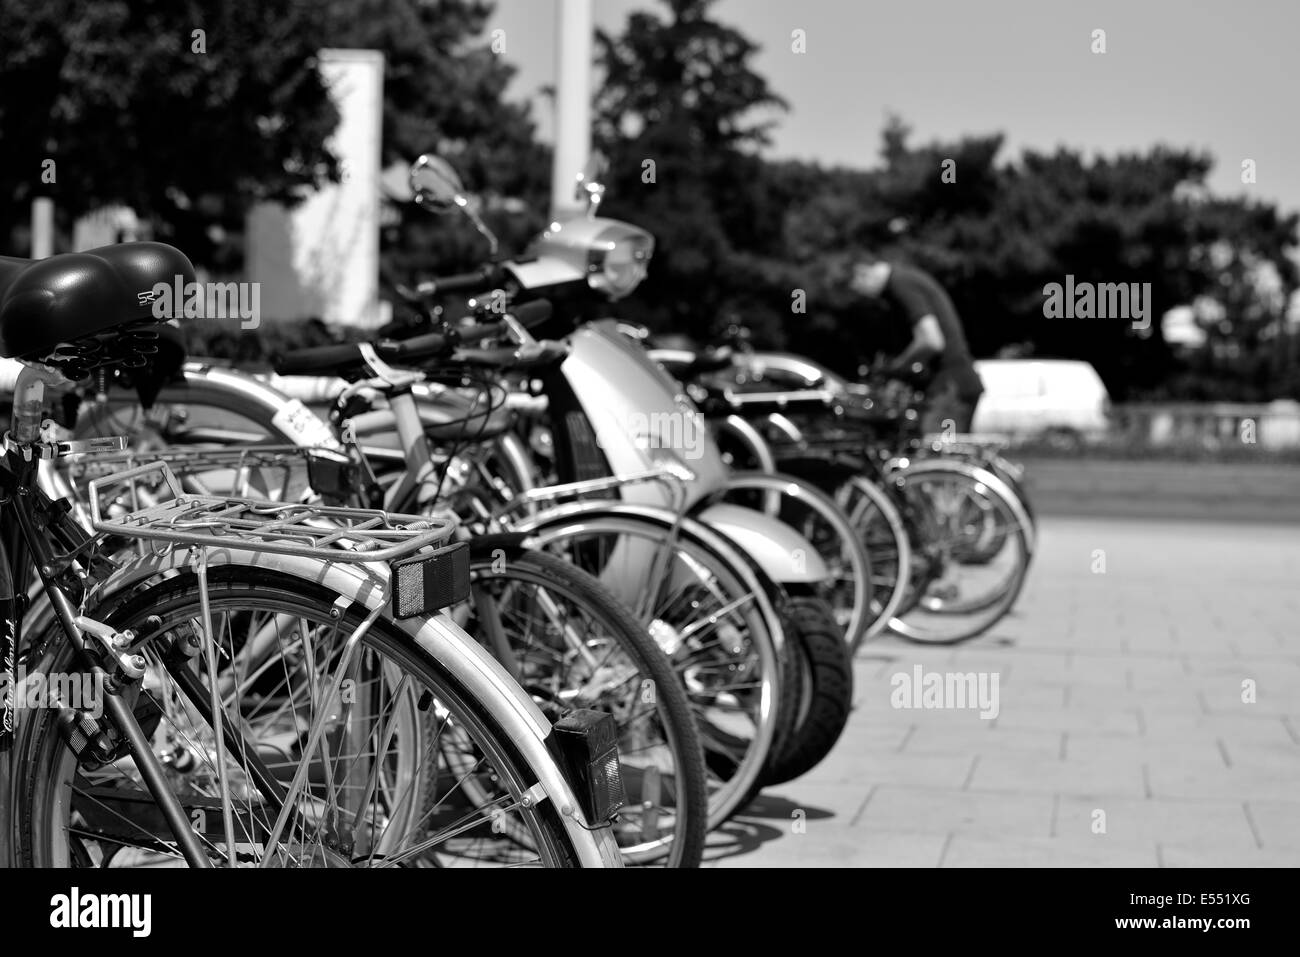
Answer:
[707, 515, 1300, 867]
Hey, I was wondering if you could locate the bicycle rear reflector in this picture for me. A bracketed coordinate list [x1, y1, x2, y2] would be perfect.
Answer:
[391, 541, 470, 618]
[551, 709, 626, 824]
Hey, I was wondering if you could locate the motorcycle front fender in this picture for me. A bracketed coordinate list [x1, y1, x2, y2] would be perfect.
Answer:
[695, 502, 831, 585]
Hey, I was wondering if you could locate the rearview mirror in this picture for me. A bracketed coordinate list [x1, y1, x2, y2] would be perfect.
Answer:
[408, 154, 500, 257]
[410, 154, 466, 211]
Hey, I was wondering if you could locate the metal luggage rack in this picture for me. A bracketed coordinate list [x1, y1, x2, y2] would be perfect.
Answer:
[64, 442, 340, 481]
[62, 443, 341, 478]
[87, 460, 454, 563]
[62, 443, 371, 513]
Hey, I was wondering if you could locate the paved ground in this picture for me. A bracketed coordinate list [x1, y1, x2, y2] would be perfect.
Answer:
[707, 515, 1300, 867]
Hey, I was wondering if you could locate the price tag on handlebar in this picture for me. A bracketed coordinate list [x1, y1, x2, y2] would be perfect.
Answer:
[271, 399, 340, 450]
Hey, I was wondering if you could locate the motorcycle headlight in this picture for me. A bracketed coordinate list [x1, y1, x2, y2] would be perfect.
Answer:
[588, 229, 654, 300]
[526, 217, 655, 300]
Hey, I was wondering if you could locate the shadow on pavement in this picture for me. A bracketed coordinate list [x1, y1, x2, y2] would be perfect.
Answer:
[702, 795, 835, 863]
[740, 793, 834, 821]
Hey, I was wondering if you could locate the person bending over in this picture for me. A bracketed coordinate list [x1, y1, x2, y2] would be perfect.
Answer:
[849, 258, 984, 434]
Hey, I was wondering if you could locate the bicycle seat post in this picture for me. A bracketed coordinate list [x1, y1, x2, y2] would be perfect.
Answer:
[9, 363, 65, 447]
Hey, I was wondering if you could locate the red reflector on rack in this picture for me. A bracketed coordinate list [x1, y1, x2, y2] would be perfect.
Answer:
[390, 541, 470, 618]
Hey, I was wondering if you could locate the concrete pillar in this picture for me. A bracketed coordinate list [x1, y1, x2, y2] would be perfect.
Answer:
[247, 49, 387, 328]
[551, 0, 593, 219]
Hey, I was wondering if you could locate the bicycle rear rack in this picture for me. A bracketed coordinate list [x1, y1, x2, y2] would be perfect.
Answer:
[86, 460, 453, 563]
[62, 444, 361, 505]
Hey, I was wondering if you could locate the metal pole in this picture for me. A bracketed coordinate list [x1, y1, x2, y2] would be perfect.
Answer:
[31, 198, 54, 258]
[551, 0, 593, 219]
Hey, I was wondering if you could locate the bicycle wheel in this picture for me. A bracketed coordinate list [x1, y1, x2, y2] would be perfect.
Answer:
[520, 511, 792, 827]
[759, 595, 853, 785]
[720, 471, 873, 648]
[833, 475, 912, 646]
[462, 544, 706, 867]
[941, 454, 1035, 565]
[888, 461, 1033, 644]
[9, 568, 593, 868]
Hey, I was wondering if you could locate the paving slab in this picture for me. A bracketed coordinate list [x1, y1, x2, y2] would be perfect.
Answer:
[716, 515, 1300, 868]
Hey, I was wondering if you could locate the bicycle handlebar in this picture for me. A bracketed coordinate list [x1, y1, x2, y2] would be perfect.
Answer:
[273, 301, 553, 377]
[274, 332, 450, 376]
[454, 299, 553, 343]
[416, 265, 499, 297]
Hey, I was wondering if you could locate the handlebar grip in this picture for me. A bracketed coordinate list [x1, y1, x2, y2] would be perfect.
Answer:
[274, 342, 364, 375]
[385, 331, 450, 363]
[422, 267, 495, 296]
[454, 347, 520, 367]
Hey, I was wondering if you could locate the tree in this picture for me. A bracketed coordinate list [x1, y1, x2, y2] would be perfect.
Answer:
[0, 0, 341, 268]
[0, 0, 551, 286]
[751, 125, 1299, 400]
[594, 0, 788, 341]
[323, 0, 551, 291]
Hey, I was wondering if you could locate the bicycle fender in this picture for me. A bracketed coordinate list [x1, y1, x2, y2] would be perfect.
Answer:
[695, 502, 832, 585]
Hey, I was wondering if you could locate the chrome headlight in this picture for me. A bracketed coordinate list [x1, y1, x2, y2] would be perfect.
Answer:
[526, 217, 655, 301]
[588, 228, 654, 300]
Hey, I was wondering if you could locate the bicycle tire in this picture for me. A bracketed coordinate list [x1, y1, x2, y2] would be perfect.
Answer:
[888, 460, 1033, 644]
[9, 568, 592, 868]
[466, 545, 707, 867]
[760, 596, 854, 785]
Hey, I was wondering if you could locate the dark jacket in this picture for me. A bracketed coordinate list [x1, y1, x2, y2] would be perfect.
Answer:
[883, 264, 984, 399]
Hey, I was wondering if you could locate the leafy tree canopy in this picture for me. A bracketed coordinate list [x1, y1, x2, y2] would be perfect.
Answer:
[0, 0, 342, 267]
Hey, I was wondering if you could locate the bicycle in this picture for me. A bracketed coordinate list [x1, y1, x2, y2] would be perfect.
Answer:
[50, 436, 709, 868]
[0, 242, 623, 867]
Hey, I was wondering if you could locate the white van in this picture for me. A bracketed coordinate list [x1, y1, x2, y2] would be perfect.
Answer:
[675, 351, 1111, 443]
[972, 359, 1111, 441]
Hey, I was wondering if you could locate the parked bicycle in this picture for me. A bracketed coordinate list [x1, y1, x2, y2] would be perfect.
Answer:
[0, 242, 624, 868]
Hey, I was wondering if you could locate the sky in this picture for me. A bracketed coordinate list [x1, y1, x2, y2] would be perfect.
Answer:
[489, 0, 1300, 216]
